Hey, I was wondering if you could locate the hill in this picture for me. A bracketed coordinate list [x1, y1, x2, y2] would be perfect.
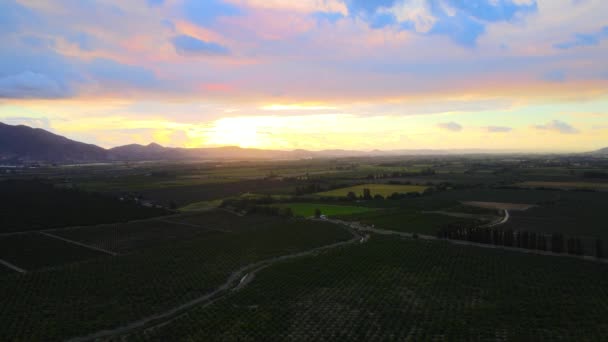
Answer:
[592, 147, 608, 155]
[0, 122, 107, 163]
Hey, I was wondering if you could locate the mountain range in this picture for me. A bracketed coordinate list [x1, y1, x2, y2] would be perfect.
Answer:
[0, 122, 606, 163]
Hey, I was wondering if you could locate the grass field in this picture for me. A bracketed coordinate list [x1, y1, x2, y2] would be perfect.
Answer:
[337, 208, 480, 235]
[0, 212, 352, 341]
[0, 233, 108, 271]
[462, 201, 535, 211]
[316, 184, 428, 198]
[517, 181, 608, 191]
[270, 203, 378, 217]
[179, 200, 223, 212]
[145, 236, 608, 341]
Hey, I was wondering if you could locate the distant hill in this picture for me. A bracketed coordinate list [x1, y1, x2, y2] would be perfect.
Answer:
[0, 122, 108, 163]
[0, 121, 582, 164]
[592, 147, 608, 155]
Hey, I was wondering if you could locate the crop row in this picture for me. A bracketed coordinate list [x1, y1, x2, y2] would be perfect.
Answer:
[0, 233, 107, 271]
[144, 235, 608, 341]
[0, 215, 352, 341]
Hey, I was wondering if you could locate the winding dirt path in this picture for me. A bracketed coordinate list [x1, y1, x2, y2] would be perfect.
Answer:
[324, 218, 608, 265]
[0, 259, 26, 273]
[68, 221, 362, 342]
[482, 209, 509, 228]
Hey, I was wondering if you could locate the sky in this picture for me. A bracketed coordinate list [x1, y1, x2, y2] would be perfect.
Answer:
[0, 0, 607, 152]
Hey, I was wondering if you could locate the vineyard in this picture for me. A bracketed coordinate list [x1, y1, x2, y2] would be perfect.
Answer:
[0, 179, 167, 233]
[0, 233, 108, 271]
[336, 208, 483, 236]
[142, 235, 608, 341]
[51, 210, 252, 253]
[0, 213, 352, 341]
[270, 203, 377, 218]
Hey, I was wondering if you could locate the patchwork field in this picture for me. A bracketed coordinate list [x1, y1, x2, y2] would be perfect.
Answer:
[316, 184, 428, 198]
[270, 203, 378, 217]
[144, 236, 608, 341]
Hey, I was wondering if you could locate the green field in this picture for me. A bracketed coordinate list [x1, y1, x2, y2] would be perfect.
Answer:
[144, 236, 608, 341]
[179, 199, 223, 212]
[316, 184, 428, 198]
[0, 212, 352, 341]
[271, 203, 378, 217]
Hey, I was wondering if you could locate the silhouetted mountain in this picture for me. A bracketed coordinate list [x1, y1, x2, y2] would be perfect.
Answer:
[592, 147, 608, 155]
[0, 122, 107, 163]
[2, 121, 595, 164]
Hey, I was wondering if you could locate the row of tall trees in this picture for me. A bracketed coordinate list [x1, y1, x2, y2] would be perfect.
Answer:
[437, 224, 603, 258]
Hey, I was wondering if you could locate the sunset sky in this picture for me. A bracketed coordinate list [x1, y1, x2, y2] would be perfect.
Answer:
[0, 0, 607, 152]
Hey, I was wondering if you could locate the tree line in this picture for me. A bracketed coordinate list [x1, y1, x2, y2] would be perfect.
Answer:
[437, 224, 603, 258]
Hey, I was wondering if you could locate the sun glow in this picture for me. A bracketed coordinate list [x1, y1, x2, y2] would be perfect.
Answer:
[204, 117, 267, 148]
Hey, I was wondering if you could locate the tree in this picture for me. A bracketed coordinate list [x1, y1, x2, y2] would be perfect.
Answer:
[314, 208, 322, 218]
[281, 207, 294, 217]
[596, 239, 604, 258]
[169, 201, 177, 210]
[363, 188, 372, 200]
[346, 191, 357, 201]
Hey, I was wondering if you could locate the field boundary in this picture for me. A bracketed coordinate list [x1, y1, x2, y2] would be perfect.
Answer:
[39, 232, 119, 256]
[328, 218, 608, 265]
[68, 219, 363, 342]
[0, 258, 27, 273]
[0, 213, 187, 238]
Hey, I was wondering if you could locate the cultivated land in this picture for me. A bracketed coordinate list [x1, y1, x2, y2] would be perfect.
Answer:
[336, 208, 484, 236]
[0, 233, 108, 271]
[2, 153, 608, 340]
[517, 181, 608, 191]
[462, 201, 536, 211]
[0, 211, 352, 341]
[142, 236, 608, 341]
[270, 203, 377, 217]
[316, 184, 428, 197]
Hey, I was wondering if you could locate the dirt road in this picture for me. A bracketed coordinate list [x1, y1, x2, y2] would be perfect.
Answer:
[68, 220, 363, 342]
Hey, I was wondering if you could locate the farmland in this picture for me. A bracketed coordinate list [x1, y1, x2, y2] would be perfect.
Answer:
[270, 203, 377, 217]
[516, 181, 608, 191]
[0, 179, 167, 233]
[0, 233, 108, 271]
[336, 208, 484, 236]
[144, 236, 608, 341]
[0, 211, 352, 341]
[316, 184, 428, 198]
[1, 153, 608, 340]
